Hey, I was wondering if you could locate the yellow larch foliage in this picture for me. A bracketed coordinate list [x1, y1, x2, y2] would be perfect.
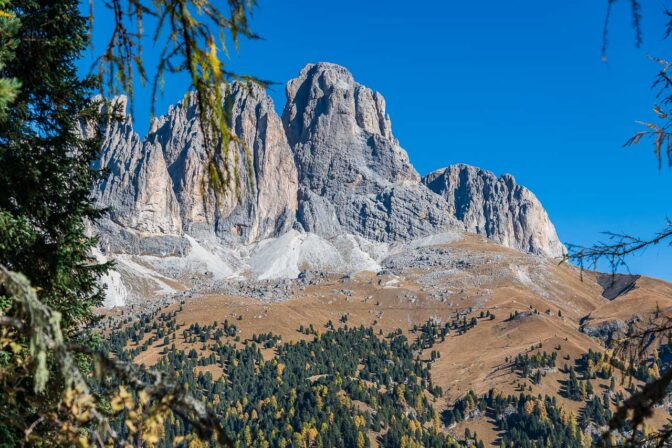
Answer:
[534, 400, 548, 422]
[243, 426, 252, 446]
[407, 419, 419, 432]
[357, 431, 366, 448]
[415, 393, 424, 414]
[432, 413, 441, 434]
[303, 426, 319, 447]
[276, 362, 286, 380]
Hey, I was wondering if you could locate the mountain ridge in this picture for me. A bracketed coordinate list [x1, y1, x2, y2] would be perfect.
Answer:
[423, 163, 565, 258]
[92, 62, 565, 306]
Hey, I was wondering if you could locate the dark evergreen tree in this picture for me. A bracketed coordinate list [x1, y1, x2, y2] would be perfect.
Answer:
[0, 0, 111, 442]
[0, 0, 106, 331]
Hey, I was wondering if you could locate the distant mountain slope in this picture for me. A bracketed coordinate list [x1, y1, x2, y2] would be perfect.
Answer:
[99, 232, 672, 446]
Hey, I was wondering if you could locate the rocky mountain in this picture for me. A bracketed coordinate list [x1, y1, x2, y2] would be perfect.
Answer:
[423, 164, 565, 258]
[92, 62, 565, 306]
[284, 63, 461, 241]
[93, 83, 297, 256]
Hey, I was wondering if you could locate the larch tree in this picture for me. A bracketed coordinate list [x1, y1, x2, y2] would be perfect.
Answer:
[569, 1, 672, 445]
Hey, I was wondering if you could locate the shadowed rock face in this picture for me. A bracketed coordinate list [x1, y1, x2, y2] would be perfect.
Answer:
[597, 273, 640, 300]
[423, 164, 565, 258]
[283, 62, 462, 241]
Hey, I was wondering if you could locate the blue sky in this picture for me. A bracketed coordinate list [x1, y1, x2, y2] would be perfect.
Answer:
[83, 1, 672, 280]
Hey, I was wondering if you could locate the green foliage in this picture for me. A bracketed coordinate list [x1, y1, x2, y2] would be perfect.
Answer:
[512, 350, 557, 379]
[0, 0, 108, 331]
[582, 393, 612, 427]
[0, 1, 20, 119]
[101, 311, 461, 447]
[497, 395, 581, 448]
[444, 390, 582, 447]
[410, 319, 449, 351]
[0, 2, 222, 445]
[0, 1, 110, 442]
[565, 367, 582, 401]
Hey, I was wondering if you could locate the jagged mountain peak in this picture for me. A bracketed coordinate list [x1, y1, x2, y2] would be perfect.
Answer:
[284, 62, 397, 146]
[94, 82, 298, 251]
[423, 163, 565, 258]
[283, 62, 460, 241]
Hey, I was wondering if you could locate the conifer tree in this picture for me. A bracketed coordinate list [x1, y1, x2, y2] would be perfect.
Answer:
[0, 0, 106, 440]
[0, 0, 106, 331]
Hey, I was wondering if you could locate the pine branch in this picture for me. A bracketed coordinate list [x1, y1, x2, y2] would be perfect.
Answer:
[565, 220, 672, 274]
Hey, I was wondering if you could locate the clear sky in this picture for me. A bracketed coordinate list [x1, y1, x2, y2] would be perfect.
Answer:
[82, 0, 672, 280]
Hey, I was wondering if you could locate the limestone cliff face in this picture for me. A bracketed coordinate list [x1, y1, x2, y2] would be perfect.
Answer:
[93, 63, 564, 262]
[423, 164, 565, 258]
[148, 83, 298, 243]
[283, 62, 462, 241]
[93, 96, 183, 236]
[94, 84, 298, 252]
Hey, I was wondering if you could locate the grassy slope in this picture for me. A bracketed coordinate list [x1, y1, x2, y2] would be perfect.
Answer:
[104, 234, 672, 446]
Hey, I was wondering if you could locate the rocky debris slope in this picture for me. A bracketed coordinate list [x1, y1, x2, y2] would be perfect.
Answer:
[423, 164, 565, 258]
[283, 63, 463, 241]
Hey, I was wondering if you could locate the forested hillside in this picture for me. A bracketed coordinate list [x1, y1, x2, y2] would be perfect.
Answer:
[95, 242, 672, 446]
